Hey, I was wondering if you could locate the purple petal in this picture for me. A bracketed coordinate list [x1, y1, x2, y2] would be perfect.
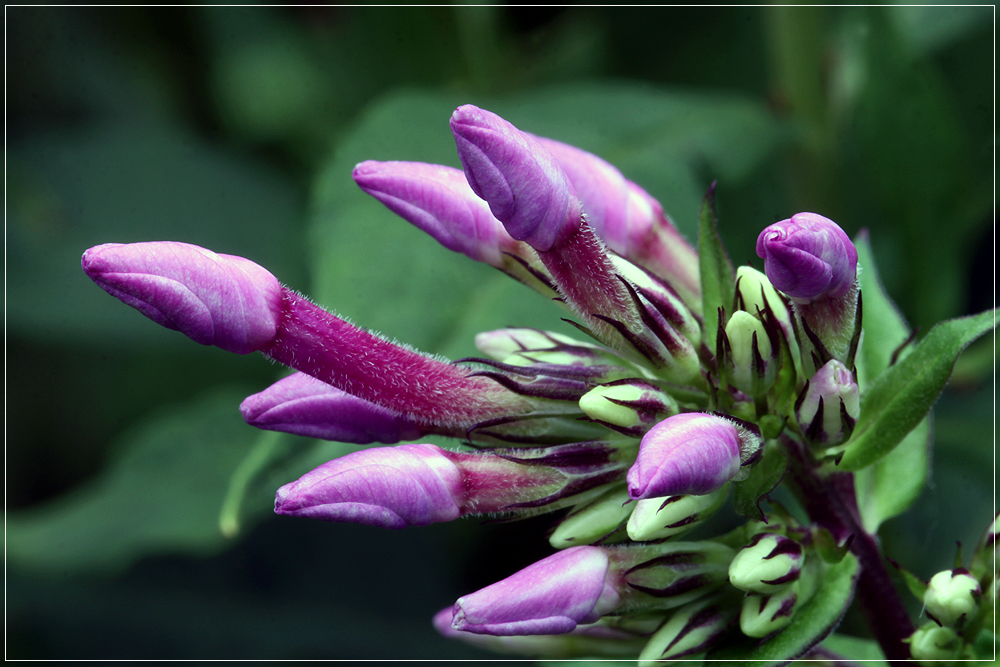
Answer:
[352, 160, 517, 266]
[627, 413, 742, 499]
[450, 105, 581, 251]
[756, 213, 858, 301]
[240, 373, 426, 443]
[452, 546, 621, 635]
[82, 242, 283, 354]
[274, 444, 463, 528]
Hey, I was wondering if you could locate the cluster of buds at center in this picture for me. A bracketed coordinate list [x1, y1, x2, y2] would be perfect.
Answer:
[81, 103, 864, 659]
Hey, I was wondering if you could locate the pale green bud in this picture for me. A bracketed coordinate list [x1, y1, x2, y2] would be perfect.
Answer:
[550, 486, 634, 548]
[736, 266, 801, 374]
[795, 359, 860, 445]
[626, 486, 729, 542]
[728, 533, 803, 594]
[740, 581, 799, 638]
[722, 311, 776, 397]
[637, 596, 734, 666]
[579, 380, 679, 435]
[924, 569, 981, 628]
[474, 328, 596, 361]
[620, 541, 735, 609]
[908, 622, 963, 665]
[610, 256, 701, 348]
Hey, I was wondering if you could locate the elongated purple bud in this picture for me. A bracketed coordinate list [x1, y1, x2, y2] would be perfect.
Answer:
[83, 242, 536, 429]
[240, 373, 427, 443]
[451, 546, 623, 635]
[82, 242, 283, 354]
[627, 413, 759, 500]
[274, 443, 463, 528]
[756, 213, 858, 302]
[450, 105, 582, 251]
[352, 160, 519, 267]
[532, 135, 700, 307]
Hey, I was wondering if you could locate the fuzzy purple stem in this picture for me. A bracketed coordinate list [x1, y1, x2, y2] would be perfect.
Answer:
[782, 437, 915, 662]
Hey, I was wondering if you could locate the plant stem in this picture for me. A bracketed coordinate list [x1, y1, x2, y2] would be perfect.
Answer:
[782, 436, 915, 662]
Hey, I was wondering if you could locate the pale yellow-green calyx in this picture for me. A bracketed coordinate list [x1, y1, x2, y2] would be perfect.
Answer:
[549, 485, 634, 548]
[627, 486, 729, 542]
[739, 581, 799, 638]
[724, 310, 774, 397]
[578, 381, 679, 431]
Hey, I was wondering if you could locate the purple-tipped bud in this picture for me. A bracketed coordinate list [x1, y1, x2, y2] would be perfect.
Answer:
[628, 414, 759, 500]
[82, 241, 283, 354]
[352, 160, 518, 267]
[451, 546, 622, 636]
[740, 581, 800, 638]
[274, 444, 463, 528]
[756, 213, 858, 302]
[450, 104, 581, 251]
[795, 360, 860, 445]
[240, 373, 426, 443]
[728, 532, 804, 594]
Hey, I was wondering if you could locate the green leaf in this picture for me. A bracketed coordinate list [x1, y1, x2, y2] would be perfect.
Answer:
[853, 230, 913, 389]
[854, 415, 931, 532]
[7, 389, 261, 574]
[733, 439, 787, 522]
[820, 633, 887, 665]
[838, 307, 997, 471]
[707, 554, 860, 667]
[697, 183, 735, 355]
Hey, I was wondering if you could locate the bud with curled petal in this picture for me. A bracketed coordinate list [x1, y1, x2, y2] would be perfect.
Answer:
[756, 213, 857, 303]
[82, 241, 283, 354]
[626, 486, 729, 542]
[795, 360, 860, 445]
[240, 372, 430, 443]
[740, 581, 800, 638]
[451, 546, 624, 635]
[637, 595, 735, 665]
[579, 380, 680, 437]
[728, 532, 804, 594]
[627, 413, 761, 500]
[450, 104, 581, 251]
[924, 569, 982, 628]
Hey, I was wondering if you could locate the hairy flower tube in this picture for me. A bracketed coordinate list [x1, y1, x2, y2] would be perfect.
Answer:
[82, 100, 985, 663]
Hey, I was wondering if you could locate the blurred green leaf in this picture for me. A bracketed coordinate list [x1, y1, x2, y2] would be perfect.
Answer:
[708, 554, 860, 666]
[820, 632, 887, 665]
[309, 84, 780, 359]
[839, 308, 997, 471]
[8, 121, 302, 347]
[889, 4, 991, 55]
[8, 389, 260, 573]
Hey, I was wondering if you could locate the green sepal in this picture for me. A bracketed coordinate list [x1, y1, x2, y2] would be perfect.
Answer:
[698, 182, 735, 359]
[706, 553, 860, 666]
[891, 559, 929, 601]
[733, 439, 787, 522]
[837, 307, 997, 471]
[813, 526, 853, 564]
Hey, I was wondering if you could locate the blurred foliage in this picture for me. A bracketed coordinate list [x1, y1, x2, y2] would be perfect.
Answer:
[6, 4, 993, 660]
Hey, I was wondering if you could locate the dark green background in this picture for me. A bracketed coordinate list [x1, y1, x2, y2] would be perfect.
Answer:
[7, 5, 994, 660]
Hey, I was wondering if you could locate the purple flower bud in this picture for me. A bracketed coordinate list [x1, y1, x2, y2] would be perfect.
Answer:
[628, 413, 755, 500]
[450, 104, 582, 251]
[451, 546, 622, 635]
[273, 443, 463, 528]
[756, 213, 858, 302]
[81, 241, 283, 354]
[352, 160, 519, 267]
[240, 372, 426, 443]
[795, 360, 860, 445]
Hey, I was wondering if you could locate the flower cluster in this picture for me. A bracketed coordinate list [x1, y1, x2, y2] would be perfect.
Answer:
[83, 104, 873, 660]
